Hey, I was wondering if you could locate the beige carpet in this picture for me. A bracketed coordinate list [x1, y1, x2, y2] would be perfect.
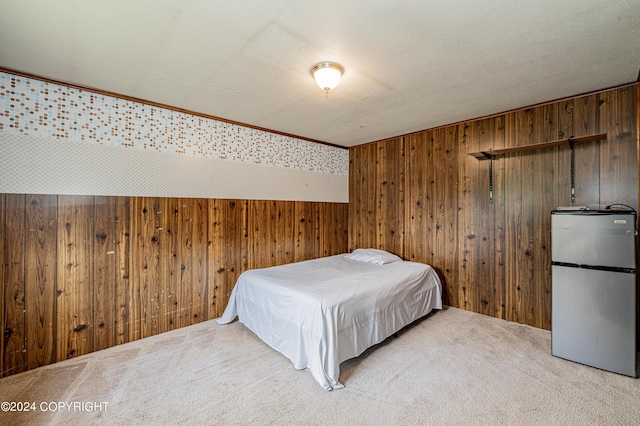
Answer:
[1, 306, 638, 425]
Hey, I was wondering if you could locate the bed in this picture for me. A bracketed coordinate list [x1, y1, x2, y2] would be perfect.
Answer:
[217, 249, 443, 390]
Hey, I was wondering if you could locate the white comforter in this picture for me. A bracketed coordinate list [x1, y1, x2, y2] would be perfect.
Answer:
[217, 254, 442, 390]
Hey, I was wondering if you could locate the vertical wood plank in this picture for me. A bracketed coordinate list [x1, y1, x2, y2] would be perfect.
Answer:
[637, 83, 640, 351]
[294, 202, 320, 262]
[307, 203, 321, 260]
[249, 200, 271, 269]
[598, 87, 638, 209]
[25, 194, 57, 369]
[572, 94, 600, 207]
[431, 128, 447, 285]
[189, 198, 208, 324]
[471, 119, 496, 318]
[443, 125, 460, 310]
[0, 193, 4, 376]
[159, 197, 180, 333]
[279, 201, 295, 263]
[267, 201, 278, 266]
[132, 197, 160, 340]
[503, 113, 520, 323]
[3, 194, 26, 375]
[531, 104, 557, 329]
[491, 117, 506, 320]
[482, 118, 501, 320]
[178, 198, 194, 328]
[93, 196, 116, 351]
[56, 195, 94, 361]
[455, 124, 470, 310]
[114, 196, 130, 345]
[129, 197, 144, 342]
[208, 199, 224, 320]
[348, 149, 358, 252]
[208, 199, 248, 319]
[557, 100, 574, 206]
[376, 138, 405, 256]
[458, 122, 480, 312]
[518, 109, 535, 326]
[322, 203, 348, 257]
[404, 132, 427, 265]
[145, 197, 161, 338]
[351, 144, 377, 251]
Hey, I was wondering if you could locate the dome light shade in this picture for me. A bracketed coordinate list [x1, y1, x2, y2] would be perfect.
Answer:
[311, 62, 344, 94]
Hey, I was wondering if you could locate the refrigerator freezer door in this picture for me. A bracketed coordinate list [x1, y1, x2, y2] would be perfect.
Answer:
[551, 213, 636, 269]
[552, 265, 636, 377]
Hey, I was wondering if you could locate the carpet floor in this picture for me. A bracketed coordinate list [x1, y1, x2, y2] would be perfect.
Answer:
[1, 306, 638, 425]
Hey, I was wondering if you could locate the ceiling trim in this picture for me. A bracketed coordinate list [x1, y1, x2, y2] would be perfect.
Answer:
[0, 66, 348, 150]
[360, 80, 639, 149]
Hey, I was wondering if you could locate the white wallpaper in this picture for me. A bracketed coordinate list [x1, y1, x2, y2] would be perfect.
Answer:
[0, 71, 348, 201]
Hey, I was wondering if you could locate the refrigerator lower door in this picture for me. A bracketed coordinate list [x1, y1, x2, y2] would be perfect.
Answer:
[552, 265, 637, 377]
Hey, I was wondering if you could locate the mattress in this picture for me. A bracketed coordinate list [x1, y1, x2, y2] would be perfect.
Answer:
[217, 253, 442, 390]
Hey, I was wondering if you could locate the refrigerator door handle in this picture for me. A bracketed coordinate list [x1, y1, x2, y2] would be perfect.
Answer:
[551, 261, 636, 274]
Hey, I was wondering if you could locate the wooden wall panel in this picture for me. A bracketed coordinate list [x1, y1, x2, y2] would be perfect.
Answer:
[557, 100, 574, 207]
[572, 95, 600, 206]
[294, 202, 318, 262]
[637, 84, 640, 351]
[1, 195, 347, 376]
[431, 128, 448, 297]
[25, 194, 57, 369]
[208, 199, 249, 319]
[405, 132, 428, 266]
[114, 196, 130, 346]
[190, 198, 208, 324]
[456, 125, 472, 311]
[159, 197, 180, 333]
[502, 113, 520, 323]
[348, 144, 377, 251]
[129, 197, 145, 342]
[178, 198, 207, 327]
[349, 84, 638, 332]
[320, 203, 346, 258]
[466, 119, 501, 318]
[599, 88, 638, 209]
[531, 104, 557, 329]
[441, 125, 460, 310]
[248, 200, 271, 270]
[136, 197, 161, 340]
[375, 138, 405, 257]
[93, 196, 115, 351]
[0, 194, 4, 376]
[3, 194, 26, 376]
[56, 195, 94, 361]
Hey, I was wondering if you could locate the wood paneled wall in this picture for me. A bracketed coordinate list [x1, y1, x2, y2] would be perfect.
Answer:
[1, 196, 348, 377]
[349, 84, 638, 330]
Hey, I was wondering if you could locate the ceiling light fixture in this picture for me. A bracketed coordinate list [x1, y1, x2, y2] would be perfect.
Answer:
[311, 62, 344, 95]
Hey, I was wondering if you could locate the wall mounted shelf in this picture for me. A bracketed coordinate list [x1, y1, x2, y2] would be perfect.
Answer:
[468, 132, 607, 160]
[467, 132, 608, 204]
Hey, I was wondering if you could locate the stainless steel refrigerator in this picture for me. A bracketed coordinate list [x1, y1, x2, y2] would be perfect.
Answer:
[551, 209, 637, 377]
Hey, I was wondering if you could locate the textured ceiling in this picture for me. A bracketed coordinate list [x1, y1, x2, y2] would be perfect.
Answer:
[0, 0, 638, 147]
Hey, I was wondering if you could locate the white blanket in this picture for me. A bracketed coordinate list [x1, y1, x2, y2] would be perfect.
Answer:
[217, 254, 442, 390]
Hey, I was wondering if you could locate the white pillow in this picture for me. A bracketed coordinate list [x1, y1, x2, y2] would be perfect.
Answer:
[344, 248, 402, 265]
